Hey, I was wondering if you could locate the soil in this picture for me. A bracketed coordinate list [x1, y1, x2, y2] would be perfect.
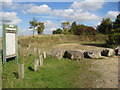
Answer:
[53, 43, 119, 88]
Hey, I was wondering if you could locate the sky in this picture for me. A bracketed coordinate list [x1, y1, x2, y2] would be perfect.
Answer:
[1, 0, 120, 36]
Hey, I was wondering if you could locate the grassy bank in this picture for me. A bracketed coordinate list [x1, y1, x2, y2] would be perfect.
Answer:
[3, 55, 100, 88]
[18, 34, 107, 58]
[2, 34, 105, 88]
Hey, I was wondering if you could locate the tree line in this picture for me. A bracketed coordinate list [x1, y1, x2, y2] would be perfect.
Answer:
[53, 21, 97, 35]
[29, 14, 120, 45]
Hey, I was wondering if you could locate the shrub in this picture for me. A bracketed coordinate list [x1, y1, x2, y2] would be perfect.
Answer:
[107, 33, 120, 45]
[73, 25, 97, 35]
[53, 28, 63, 34]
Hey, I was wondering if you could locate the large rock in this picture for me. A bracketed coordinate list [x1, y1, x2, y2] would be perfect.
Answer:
[64, 50, 84, 60]
[84, 50, 101, 58]
[115, 46, 120, 55]
[101, 48, 115, 57]
[50, 49, 65, 59]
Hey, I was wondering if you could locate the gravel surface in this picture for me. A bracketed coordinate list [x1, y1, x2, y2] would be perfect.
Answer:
[54, 43, 119, 88]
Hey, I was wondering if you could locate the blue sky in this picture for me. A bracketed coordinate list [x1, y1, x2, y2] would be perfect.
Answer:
[1, 1, 119, 36]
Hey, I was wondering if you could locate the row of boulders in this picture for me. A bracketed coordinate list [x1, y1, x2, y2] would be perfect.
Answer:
[51, 46, 120, 60]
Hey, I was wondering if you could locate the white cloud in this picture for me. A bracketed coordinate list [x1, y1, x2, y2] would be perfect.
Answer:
[53, 9, 100, 22]
[40, 20, 58, 34]
[2, 2, 13, 8]
[44, 20, 58, 30]
[53, 9, 74, 17]
[11, 3, 35, 10]
[2, 0, 13, 8]
[93, 22, 101, 28]
[71, 0, 105, 11]
[105, 11, 119, 19]
[2, 2, 35, 12]
[2, 0, 12, 2]
[50, 28, 56, 31]
[1, 12, 22, 24]
[26, 4, 51, 14]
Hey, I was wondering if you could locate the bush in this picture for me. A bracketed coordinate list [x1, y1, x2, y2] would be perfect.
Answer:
[106, 14, 120, 45]
[53, 28, 63, 34]
[97, 18, 112, 34]
[73, 25, 97, 35]
[107, 33, 120, 45]
[86, 27, 97, 35]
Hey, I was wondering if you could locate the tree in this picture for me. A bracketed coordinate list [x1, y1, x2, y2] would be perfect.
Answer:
[97, 18, 112, 34]
[74, 24, 87, 35]
[86, 26, 97, 35]
[113, 14, 120, 33]
[29, 17, 38, 37]
[107, 14, 120, 45]
[73, 24, 97, 35]
[29, 18, 45, 35]
[52, 28, 63, 34]
[37, 22, 45, 34]
[61, 22, 70, 34]
[69, 21, 77, 34]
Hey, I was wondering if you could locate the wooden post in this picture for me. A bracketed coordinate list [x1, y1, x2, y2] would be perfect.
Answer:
[39, 55, 43, 67]
[18, 64, 24, 78]
[37, 49, 40, 55]
[43, 51, 46, 59]
[34, 48, 36, 52]
[34, 59, 39, 71]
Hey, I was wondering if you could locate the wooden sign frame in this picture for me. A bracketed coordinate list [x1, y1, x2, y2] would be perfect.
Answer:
[2, 24, 18, 64]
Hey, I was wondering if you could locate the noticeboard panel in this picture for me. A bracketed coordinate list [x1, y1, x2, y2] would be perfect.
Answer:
[2, 24, 18, 64]
[6, 33, 16, 56]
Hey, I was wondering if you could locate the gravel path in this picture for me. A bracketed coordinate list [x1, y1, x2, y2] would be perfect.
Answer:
[54, 43, 119, 88]
[90, 56, 118, 88]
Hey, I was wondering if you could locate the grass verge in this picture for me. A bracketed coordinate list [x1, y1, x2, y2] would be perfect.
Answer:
[2, 55, 100, 88]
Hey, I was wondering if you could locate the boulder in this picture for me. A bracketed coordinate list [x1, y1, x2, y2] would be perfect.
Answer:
[64, 50, 84, 60]
[115, 46, 120, 55]
[50, 49, 65, 59]
[101, 48, 115, 57]
[84, 50, 101, 58]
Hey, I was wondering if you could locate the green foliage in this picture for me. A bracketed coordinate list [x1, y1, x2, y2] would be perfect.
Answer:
[37, 22, 45, 34]
[29, 17, 45, 35]
[113, 14, 120, 29]
[69, 23, 97, 35]
[97, 18, 112, 34]
[69, 21, 77, 34]
[52, 28, 63, 34]
[29, 18, 38, 36]
[107, 33, 120, 45]
[107, 14, 120, 45]
[61, 22, 70, 32]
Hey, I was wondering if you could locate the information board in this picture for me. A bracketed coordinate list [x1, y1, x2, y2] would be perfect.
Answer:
[6, 33, 16, 56]
[2, 24, 18, 64]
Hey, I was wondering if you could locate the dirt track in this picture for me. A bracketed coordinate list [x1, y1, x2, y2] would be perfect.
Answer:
[91, 56, 118, 88]
[53, 43, 119, 88]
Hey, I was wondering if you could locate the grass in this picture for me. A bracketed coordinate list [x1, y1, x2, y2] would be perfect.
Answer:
[2, 34, 106, 88]
[2, 54, 101, 88]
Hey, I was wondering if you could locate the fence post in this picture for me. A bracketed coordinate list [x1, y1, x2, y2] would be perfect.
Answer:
[39, 55, 43, 67]
[43, 51, 46, 59]
[34, 59, 39, 71]
[18, 64, 24, 78]
[37, 49, 40, 55]
[34, 48, 36, 52]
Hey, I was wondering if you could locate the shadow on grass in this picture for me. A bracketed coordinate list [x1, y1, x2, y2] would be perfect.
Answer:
[81, 43, 110, 48]
[13, 72, 19, 79]
[6, 57, 16, 63]
[28, 66, 34, 71]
